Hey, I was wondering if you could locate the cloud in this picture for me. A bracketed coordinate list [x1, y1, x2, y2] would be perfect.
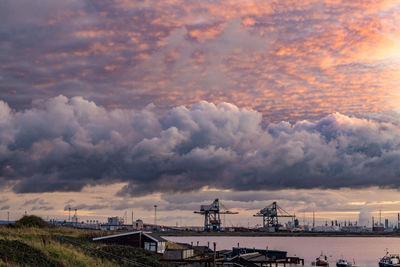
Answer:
[64, 204, 109, 211]
[64, 199, 75, 205]
[23, 198, 48, 206]
[1, 0, 400, 123]
[31, 206, 53, 211]
[0, 198, 8, 205]
[0, 205, 10, 211]
[1, 96, 400, 197]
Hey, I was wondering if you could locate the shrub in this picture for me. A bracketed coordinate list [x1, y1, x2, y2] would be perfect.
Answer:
[10, 215, 48, 228]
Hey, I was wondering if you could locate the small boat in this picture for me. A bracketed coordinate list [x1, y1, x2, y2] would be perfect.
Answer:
[379, 253, 400, 267]
[336, 259, 352, 267]
[315, 252, 329, 266]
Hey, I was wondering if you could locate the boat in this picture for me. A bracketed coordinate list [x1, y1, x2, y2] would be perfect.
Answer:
[315, 252, 329, 266]
[336, 259, 352, 267]
[379, 253, 400, 267]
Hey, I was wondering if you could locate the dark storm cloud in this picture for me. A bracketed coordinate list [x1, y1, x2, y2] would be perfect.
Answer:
[1, 96, 400, 196]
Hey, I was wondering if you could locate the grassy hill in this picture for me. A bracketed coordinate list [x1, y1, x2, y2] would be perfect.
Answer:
[0, 216, 167, 267]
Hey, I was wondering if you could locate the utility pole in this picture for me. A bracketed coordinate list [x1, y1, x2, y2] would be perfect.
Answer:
[154, 205, 157, 226]
[213, 242, 216, 267]
[7, 211, 9, 223]
[68, 207, 71, 222]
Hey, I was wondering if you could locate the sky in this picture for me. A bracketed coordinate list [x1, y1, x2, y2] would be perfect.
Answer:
[1, 0, 400, 227]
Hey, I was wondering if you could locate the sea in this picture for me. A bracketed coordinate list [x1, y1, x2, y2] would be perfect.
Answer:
[163, 235, 400, 267]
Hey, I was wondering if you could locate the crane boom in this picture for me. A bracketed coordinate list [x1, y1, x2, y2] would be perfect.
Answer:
[254, 201, 295, 231]
[194, 198, 238, 231]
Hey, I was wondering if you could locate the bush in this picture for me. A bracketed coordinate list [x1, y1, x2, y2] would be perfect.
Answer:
[10, 215, 48, 228]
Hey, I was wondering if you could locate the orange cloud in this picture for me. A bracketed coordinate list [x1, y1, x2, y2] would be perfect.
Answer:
[2, 0, 400, 122]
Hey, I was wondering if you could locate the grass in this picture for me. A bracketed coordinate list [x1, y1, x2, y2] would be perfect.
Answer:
[0, 218, 168, 266]
[0, 239, 61, 266]
[98, 245, 165, 266]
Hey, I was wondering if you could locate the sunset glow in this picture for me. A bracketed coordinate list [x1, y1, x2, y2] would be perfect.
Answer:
[1, 0, 400, 227]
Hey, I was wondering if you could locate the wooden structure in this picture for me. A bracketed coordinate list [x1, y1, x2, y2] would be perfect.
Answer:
[161, 244, 304, 266]
[93, 231, 166, 253]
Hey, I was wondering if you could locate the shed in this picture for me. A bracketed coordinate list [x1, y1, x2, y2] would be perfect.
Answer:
[93, 231, 166, 254]
[163, 249, 194, 260]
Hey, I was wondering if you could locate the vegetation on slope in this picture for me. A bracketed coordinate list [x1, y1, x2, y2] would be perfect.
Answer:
[0, 239, 61, 266]
[99, 245, 165, 266]
[8, 215, 49, 228]
[0, 217, 167, 266]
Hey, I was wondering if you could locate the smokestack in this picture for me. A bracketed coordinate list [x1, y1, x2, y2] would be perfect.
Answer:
[398, 213, 400, 229]
[312, 210, 315, 228]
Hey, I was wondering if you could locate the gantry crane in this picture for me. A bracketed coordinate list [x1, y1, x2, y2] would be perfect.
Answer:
[194, 198, 238, 231]
[254, 201, 295, 231]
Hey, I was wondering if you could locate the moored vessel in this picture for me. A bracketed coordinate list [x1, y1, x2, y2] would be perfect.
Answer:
[315, 252, 329, 266]
[336, 258, 352, 267]
[379, 253, 400, 267]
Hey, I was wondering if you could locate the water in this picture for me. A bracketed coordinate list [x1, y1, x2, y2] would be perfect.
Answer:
[163, 235, 400, 267]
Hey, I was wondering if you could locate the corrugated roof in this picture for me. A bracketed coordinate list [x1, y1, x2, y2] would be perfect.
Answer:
[92, 231, 166, 243]
[166, 242, 189, 250]
[146, 233, 167, 242]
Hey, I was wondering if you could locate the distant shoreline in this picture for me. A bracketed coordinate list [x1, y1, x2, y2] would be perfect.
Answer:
[159, 231, 400, 237]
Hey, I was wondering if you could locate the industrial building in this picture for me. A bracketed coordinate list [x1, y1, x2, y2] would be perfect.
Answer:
[134, 219, 144, 230]
[60, 200, 400, 234]
[163, 245, 194, 260]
